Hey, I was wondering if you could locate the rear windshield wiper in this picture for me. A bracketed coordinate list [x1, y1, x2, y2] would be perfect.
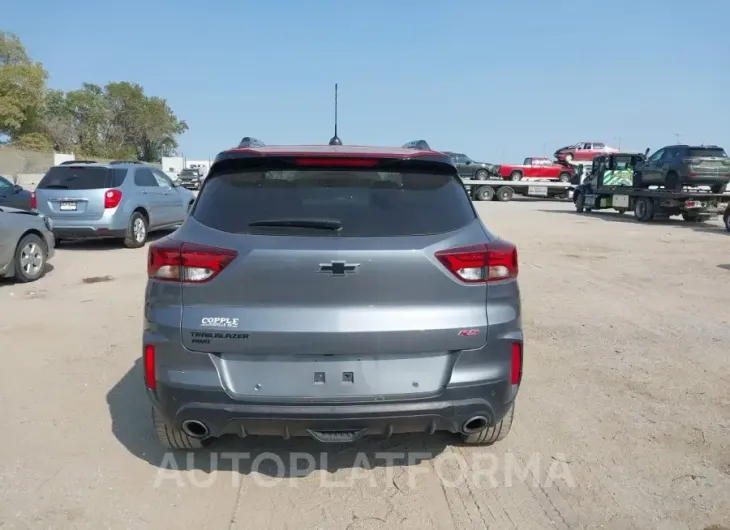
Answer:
[42, 184, 70, 189]
[248, 218, 342, 230]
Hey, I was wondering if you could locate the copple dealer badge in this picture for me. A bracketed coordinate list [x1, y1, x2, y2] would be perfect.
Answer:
[201, 317, 239, 328]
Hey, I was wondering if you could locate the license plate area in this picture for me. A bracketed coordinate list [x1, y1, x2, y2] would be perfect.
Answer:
[213, 353, 453, 400]
[528, 186, 548, 197]
[59, 201, 77, 211]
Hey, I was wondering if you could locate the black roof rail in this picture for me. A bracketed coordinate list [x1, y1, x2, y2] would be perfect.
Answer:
[109, 160, 144, 165]
[402, 140, 432, 150]
[59, 160, 97, 165]
[238, 137, 265, 148]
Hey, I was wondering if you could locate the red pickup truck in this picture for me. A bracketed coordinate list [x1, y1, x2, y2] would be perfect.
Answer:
[497, 157, 574, 182]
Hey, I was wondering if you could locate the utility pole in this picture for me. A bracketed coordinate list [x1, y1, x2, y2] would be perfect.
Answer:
[673, 133, 681, 145]
[614, 137, 622, 150]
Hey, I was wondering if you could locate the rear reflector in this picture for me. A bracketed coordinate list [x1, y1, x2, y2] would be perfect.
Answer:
[104, 189, 122, 209]
[435, 241, 518, 283]
[511, 342, 523, 385]
[147, 240, 238, 283]
[293, 157, 380, 167]
[144, 344, 156, 390]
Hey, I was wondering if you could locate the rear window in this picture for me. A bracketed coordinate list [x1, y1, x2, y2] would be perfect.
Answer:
[37, 166, 127, 190]
[192, 166, 476, 237]
[687, 147, 728, 158]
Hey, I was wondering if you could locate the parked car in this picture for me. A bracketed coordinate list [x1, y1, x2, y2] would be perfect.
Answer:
[0, 175, 32, 210]
[554, 142, 618, 163]
[143, 140, 523, 449]
[33, 162, 196, 248]
[177, 168, 204, 190]
[443, 152, 498, 180]
[634, 145, 730, 193]
[497, 157, 574, 182]
[0, 206, 55, 282]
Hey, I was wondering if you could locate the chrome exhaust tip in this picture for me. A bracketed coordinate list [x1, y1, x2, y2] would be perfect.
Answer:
[181, 420, 209, 438]
[461, 416, 488, 435]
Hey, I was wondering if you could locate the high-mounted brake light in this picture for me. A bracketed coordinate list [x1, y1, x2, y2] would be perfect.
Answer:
[30, 191, 37, 210]
[511, 342, 523, 385]
[147, 240, 238, 283]
[104, 189, 122, 209]
[293, 157, 379, 167]
[143, 344, 156, 390]
[435, 241, 518, 283]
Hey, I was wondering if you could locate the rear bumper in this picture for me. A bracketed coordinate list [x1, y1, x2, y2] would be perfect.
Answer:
[149, 379, 517, 439]
[53, 226, 126, 239]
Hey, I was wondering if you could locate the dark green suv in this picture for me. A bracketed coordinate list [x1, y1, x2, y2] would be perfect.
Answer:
[635, 145, 730, 193]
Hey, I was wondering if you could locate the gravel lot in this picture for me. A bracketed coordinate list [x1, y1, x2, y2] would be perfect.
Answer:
[1, 199, 728, 530]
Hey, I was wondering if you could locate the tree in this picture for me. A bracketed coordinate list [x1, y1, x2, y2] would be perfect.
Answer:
[1, 33, 187, 160]
[0, 32, 47, 138]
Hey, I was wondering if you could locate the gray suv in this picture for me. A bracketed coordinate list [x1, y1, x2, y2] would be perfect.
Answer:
[34, 162, 195, 248]
[635, 144, 730, 193]
[143, 142, 523, 449]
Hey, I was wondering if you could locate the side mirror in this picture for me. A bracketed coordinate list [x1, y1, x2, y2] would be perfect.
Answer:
[14, 184, 22, 192]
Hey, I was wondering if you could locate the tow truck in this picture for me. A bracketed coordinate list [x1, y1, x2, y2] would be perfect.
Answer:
[462, 178, 574, 202]
[572, 151, 730, 227]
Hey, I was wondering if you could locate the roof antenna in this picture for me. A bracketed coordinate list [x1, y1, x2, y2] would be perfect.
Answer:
[328, 83, 342, 146]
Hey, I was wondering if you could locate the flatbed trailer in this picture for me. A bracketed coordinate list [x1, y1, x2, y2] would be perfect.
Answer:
[573, 183, 730, 228]
[462, 179, 574, 202]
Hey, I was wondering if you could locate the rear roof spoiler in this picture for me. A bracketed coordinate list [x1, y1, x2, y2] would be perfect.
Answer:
[238, 137, 266, 148]
[59, 160, 97, 165]
[402, 140, 432, 150]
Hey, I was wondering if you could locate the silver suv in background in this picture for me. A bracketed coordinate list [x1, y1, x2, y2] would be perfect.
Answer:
[143, 141, 523, 449]
[33, 162, 196, 248]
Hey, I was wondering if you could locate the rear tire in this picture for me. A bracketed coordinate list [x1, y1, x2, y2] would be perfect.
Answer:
[474, 169, 488, 180]
[724, 209, 730, 232]
[13, 233, 47, 283]
[509, 171, 522, 181]
[665, 171, 681, 191]
[476, 186, 495, 201]
[461, 403, 514, 445]
[496, 186, 514, 202]
[634, 196, 655, 222]
[682, 212, 705, 222]
[124, 211, 148, 249]
[152, 407, 204, 450]
[559, 172, 571, 182]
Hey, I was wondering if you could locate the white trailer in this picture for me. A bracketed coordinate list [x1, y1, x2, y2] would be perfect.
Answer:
[462, 179, 574, 202]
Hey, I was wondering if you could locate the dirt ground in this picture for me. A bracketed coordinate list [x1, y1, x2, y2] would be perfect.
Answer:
[1, 199, 728, 530]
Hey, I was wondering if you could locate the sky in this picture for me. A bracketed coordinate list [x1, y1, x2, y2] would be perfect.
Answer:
[3, 0, 728, 162]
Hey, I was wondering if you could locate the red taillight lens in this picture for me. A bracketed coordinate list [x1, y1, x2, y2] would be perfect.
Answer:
[293, 157, 379, 167]
[147, 240, 238, 283]
[104, 189, 122, 209]
[435, 241, 518, 283]
[30, 191, 37, 210]
[511, 342, 523, 385]
[144, 344, 156, 390]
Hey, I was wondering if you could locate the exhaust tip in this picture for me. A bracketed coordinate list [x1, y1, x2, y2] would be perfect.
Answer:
[462, 416, 488, 435]
[182, 420, 209, 438]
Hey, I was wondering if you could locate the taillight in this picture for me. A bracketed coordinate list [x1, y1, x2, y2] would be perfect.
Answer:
[511, 342, 523, 385]
[435, 241, 518, 283]
[104, 189, 122, 209]
[30, 191, 37, 210]
[293, 157, 379, 167]
[147, 240, 238, 283]
[143, 344, 156, 390]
